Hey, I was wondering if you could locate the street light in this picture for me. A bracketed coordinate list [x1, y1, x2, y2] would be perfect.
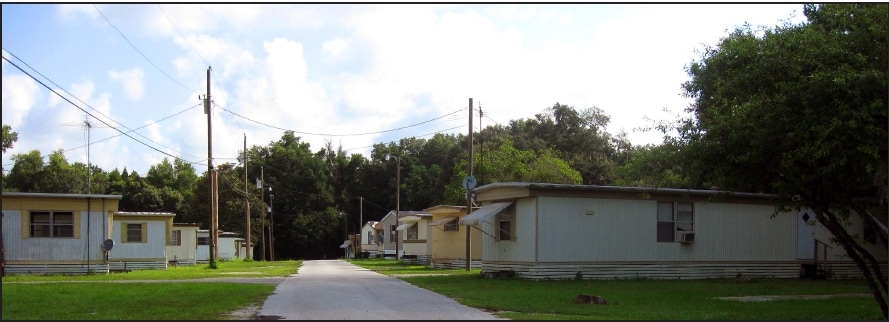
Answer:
[385, 154, 400, 260]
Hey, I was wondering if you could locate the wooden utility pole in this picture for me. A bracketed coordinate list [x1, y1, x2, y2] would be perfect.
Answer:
[260, 166, 266, 261]
[206, 66, 218, 266]
[269, 192, 275, 261]
[466, 97, 473, 271]
[244, 134, 251, 260]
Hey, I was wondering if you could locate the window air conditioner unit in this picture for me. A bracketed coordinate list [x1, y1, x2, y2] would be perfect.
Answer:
[678, 231, 695, 243]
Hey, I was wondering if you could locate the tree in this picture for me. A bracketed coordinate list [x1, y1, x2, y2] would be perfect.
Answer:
[507, 103, 617, 185]
[674, 3, 887, 316]
[445, 139, 582, 205]
[2, 124, 18, 153]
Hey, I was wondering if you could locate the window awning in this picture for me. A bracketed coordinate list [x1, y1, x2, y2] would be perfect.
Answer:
[395, 222, 415, 231]
[339, 241, 351, 248]
[428, 216, 457, 226]
[459, 201, 513, 226]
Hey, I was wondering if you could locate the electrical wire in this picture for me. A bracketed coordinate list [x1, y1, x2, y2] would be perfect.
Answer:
[1, 55, 206, 167]
[2, 49, 207, 162]
[218, 106, 464, 137]
[93, 4, 200, 96]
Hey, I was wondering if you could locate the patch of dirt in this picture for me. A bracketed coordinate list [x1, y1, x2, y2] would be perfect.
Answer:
[225, 303, 262, 320]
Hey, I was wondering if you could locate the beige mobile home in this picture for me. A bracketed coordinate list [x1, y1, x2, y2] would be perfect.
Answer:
[1, 192, 121, 275]
[397, 212, 432, 265]
[461, 182, 888, 280]
[167, 223, 200, 266]
[110, 212, 174, 271]
[424, 205, 482, 269]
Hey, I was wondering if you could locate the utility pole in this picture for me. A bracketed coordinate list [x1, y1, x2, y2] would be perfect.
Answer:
[269, 192, 275, 261]
[205, 66, 218, 267]
[478, 103, 483, 186]
[359, 197, 363, 255]
[260, 166, 266, 261]
[466, 97, 473, 271]
[244, 134, 251, 260]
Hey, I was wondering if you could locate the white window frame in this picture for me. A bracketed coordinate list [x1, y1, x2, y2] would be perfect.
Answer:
[496, 205, 515, 241]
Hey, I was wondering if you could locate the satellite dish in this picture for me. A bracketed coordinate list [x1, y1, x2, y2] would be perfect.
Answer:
[101, 239, 115, 251]
[462, 175, 477, 190]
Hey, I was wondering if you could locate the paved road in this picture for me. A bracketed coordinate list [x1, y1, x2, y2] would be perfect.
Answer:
[256, 260, 504, 320]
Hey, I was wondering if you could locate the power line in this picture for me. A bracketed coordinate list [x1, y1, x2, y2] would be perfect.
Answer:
[93, 4, 199, 96]
[343, 125, 463, 152]
[2, 49, 207, 163]
[158, 4, 210, 67]
[218, 106, 464, 137]
[1, 55, 205, 168]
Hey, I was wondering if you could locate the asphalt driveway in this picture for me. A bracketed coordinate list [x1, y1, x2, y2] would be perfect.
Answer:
[256, 259, 504, 320]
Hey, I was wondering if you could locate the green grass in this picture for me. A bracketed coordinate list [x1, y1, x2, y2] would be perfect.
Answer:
[348, 260, 882, 320]
[1, 259, 300, 282]
[1, 260, 302, 320]
[1, 282, 274, 320]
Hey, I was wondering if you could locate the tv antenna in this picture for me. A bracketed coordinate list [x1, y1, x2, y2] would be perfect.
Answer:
[62, 115, 108, 194]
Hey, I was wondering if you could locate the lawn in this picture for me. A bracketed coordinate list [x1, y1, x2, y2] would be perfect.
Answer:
[347, 259, 882, 320]
[1, 260, 302, 320]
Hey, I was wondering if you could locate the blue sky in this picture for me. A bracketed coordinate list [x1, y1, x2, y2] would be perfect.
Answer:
[2, 3, 806, 176]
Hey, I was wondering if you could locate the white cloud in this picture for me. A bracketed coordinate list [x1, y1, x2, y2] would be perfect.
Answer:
[109, 67, 145, 100]
[322, 38, 349, 60]
[1, 62, 39, 129]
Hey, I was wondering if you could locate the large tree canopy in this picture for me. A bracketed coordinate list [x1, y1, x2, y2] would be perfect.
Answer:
[674, 3, 888, 317]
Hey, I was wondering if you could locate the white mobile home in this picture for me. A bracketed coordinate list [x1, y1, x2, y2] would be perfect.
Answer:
[460, 182, 888, 280]
[196, 230, 251, 262]
[166, 223, 200, 266]
[376, 211, 399, 258]
[360, 221, 379, 257]
[110, 212, 174, 271]
[1, 192, 121, 275]
[219, 231, 250, 260]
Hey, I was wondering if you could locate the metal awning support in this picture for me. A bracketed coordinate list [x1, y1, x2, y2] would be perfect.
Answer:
[428, 216, 457, 227]
[459, 201, 513, 226]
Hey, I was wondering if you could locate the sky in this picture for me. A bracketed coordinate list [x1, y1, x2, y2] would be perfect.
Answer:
[1, 3, 807, 177]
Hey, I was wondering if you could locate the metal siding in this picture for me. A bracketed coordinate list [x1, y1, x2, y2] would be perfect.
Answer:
[166, 227, 198, 263]
[110, 220, 167, 260]
[483, 198, 537, 263]
[2, 209, 107, 262]
[430, 214, 482, 261]
[218, 237, 240, 260]
[690, 202, 796, 262]
[537, 197, 655, 262]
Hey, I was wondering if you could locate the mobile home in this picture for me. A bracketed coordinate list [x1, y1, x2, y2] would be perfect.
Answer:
[1, 192, 121, 275]
[109, 211, 175, 271]
[461, 182, 888, 280]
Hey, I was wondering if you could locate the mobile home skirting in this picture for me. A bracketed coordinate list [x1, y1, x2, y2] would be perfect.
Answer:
[430, 259, 483, 269]
[109, 259, 167, 271]
[3, 262, 110, 275]
[480, 261, 887, 280]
